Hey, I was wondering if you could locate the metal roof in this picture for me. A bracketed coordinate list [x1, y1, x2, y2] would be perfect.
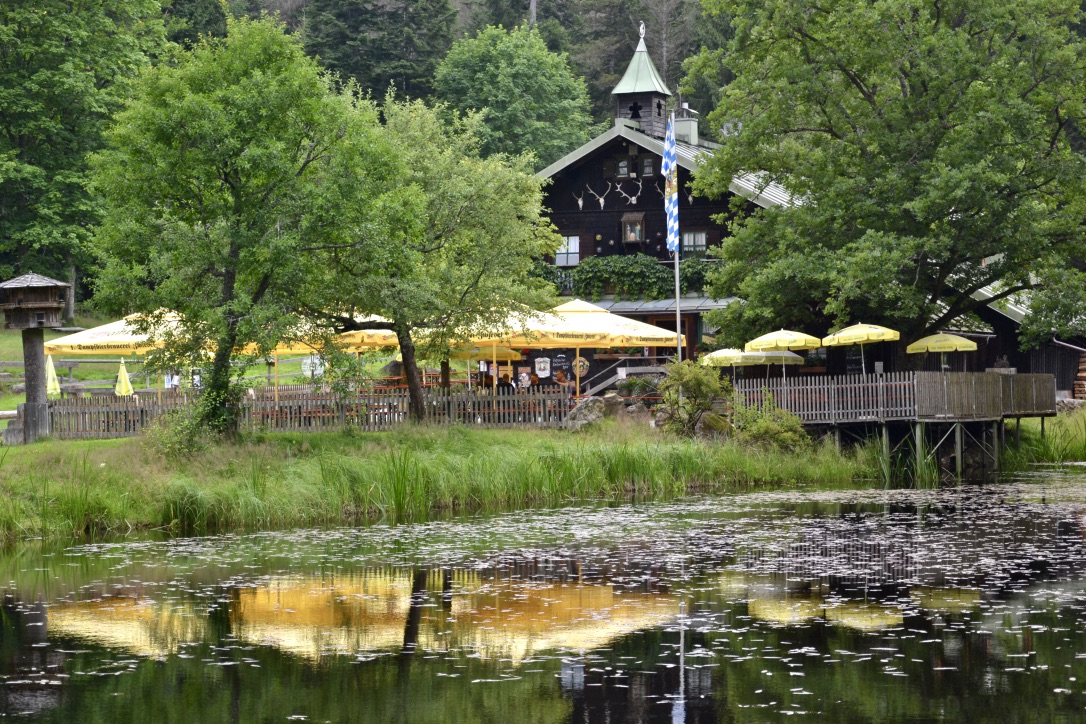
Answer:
[537, 122, 793, 210]
[592, 295, 738, 314]
[0, 272, 69, 289]
[611, 37, 671, 96]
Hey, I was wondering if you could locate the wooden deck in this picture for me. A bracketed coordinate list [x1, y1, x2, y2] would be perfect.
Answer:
[47, 387, 571, 440]
[733, 371, 1056, 425]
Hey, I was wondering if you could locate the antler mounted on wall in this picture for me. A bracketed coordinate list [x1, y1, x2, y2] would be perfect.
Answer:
[572, 190, 584, 210]
[615, 179, 643, 205]
[586, 182, 611, 210]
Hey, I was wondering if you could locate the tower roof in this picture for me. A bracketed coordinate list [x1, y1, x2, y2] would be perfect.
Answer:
[611, 32, 671, 97]
[0, 272, 69, 289]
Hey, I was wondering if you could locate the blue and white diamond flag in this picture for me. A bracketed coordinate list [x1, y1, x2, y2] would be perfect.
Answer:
[662, 114, 679, 253]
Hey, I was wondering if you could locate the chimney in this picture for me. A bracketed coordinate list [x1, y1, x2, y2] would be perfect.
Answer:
[674, 117, 698, 146]
[674, 102, 699, 145]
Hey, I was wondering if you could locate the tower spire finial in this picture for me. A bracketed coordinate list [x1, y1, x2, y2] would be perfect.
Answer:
[639, 21, 645, 39]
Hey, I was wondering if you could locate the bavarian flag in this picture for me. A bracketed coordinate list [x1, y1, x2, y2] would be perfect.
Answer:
[661, 113, 679, 253]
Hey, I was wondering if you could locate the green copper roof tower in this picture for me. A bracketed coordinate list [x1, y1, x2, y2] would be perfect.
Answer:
[612, 22, 671, 138]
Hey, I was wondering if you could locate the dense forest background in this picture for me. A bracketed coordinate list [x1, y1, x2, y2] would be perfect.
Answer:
[1, 0, 725, 295]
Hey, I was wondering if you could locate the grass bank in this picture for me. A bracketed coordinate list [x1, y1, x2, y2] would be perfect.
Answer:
[1004, 406, 1086, 468]
[0, 421, 877, 541]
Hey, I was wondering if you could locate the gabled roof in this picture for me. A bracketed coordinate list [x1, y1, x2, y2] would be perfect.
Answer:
[612, 37, 672, 96]
[537, 121, 792, 210]
[0, 272, 69, 289]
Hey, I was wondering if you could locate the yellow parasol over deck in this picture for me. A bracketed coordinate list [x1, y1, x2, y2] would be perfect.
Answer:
[745, 329, 822, 352]
[551, 299, 685, 346]
[905, 333, 977, 354]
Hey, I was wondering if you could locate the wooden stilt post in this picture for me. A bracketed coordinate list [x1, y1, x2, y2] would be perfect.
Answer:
[881, 424, 890, 485]
[834, 426, 841, 452]
[1015, 417, 1021, 451]
[1041, 416, 1045, 441]
[992, 421, 999, 472]
[914, 422, 923, 480]
[954, 422, 963, 482]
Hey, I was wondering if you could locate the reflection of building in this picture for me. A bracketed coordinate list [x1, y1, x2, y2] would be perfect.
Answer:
[34, 567, 679, 665]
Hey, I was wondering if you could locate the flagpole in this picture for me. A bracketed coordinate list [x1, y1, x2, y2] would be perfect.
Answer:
[663, 111, 682, 363]
[674, 243, 681, 361]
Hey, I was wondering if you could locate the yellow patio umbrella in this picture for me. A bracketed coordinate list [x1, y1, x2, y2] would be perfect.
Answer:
[905, 333, 977, 354]
[745, 329, 822, 352]
[45, 355, 61, 397]
[471, 306, 613, 394]
[551, 299, 684, 347]
[744, 330, 819, 386]
[906, 333, 977, 372]
[448, 346, 522, 362]
[700, 348, 745, 367]
[45, 311, 183, 356]
[701, 348, 805, 383]
[822, 323, 899, 375]
[114, 359, 134, 397]
[551, 300, 685, 396]
[336, 328, 400, 351]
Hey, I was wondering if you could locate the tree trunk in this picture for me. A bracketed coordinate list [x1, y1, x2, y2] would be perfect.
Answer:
[440, 359, 451, 390]
[396, 325, 426, 423]
[64, 261, 76, 323]
[528, 0, 537, 24]
[203, 321, 240, 433]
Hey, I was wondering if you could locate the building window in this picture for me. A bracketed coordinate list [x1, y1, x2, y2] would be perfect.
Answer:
[556, 235, 580, 267]
[641, 157, 654, 177]
[617, 158, 630, 177]
[682, 230, 706, 257]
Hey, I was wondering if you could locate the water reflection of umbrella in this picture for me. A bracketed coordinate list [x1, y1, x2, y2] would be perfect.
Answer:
[822, 323, 899, 375]
[906, 333, 977, 372]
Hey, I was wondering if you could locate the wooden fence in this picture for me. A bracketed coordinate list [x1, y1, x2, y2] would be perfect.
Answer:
[48, 388, 571, 439]
[48, 394, 190, 440]
[734, 372, 1056, 425]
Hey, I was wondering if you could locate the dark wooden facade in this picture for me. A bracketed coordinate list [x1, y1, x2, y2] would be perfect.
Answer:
[543, 135, 753, 266]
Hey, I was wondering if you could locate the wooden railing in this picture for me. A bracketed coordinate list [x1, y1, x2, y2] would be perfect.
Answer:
[48, 388, 571, 439]
[733, 372, 1056, 425]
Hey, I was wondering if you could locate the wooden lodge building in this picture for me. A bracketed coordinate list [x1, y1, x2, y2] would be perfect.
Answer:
[535, 32, 1086, 400]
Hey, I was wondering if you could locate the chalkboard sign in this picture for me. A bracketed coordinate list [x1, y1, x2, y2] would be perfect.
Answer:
[845, 348, 863, 376]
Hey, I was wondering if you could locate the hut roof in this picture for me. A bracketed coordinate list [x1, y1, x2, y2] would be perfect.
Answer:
[0, 272, 70, 289]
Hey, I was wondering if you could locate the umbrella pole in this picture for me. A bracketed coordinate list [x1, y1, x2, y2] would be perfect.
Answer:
[575, 346, 580, 398]
[492, 344, 497, 391]
[274, 354, 279, 404]
[861, 344, 866, 376]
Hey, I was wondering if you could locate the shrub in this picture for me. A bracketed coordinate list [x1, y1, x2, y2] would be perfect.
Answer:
[143, 406, 214, 459]
[657, 361, 727, 437]
[731, 390, 810, 451]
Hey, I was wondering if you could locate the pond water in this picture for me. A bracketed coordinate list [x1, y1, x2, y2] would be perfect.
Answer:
[3, 469, 1086, 722]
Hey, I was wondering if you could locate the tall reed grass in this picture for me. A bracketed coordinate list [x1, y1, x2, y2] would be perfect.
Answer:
[0, 421, 878, 540]
[1003, 407, 1086, 469]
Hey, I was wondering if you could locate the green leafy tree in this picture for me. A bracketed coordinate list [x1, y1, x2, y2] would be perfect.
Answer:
[309, 95, 561, 421]
[696, 0, 1086, 351]
[164, 0, 228, 47]
[0, 0, 164, 304]
[304, 0, 456, 98]
[90, 18, 397, 432]
[435, 25, 596, 167]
